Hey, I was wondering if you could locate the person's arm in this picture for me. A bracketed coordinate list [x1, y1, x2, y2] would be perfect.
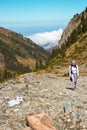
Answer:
[76, 65, 79, 77]
[69, 66, 71, 77]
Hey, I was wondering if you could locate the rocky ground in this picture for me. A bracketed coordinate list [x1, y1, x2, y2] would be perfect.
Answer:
[0, 72, 87, 130]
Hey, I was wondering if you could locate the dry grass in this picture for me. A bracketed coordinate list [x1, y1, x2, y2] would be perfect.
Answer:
[16, 55, 36, 70]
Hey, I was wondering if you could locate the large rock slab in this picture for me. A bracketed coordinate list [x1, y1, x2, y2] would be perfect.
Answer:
[25, 113, 57, 130]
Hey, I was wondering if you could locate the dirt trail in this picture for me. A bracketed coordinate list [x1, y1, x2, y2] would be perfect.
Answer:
[0, 73, 87, 129]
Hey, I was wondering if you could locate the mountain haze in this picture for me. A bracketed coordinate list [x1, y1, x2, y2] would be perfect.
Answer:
[28, 29, 63, 50]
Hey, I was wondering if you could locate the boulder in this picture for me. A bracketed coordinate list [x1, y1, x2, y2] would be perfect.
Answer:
[25, 113, 57, 130]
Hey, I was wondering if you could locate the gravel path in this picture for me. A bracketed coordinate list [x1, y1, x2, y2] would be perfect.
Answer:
[0, 73, 87, 130]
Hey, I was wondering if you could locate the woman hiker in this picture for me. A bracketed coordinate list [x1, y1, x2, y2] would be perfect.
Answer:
[69, 60, 79, 90]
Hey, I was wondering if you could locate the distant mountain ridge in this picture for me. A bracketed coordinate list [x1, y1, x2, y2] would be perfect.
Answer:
[0, 27, 49, 81]
[58, 13, 81, 47]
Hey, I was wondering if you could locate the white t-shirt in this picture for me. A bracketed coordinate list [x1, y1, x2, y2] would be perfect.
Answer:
[69, 65, 79, 76]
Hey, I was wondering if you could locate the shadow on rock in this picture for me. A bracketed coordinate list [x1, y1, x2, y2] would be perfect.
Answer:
[66, 87, 76, 90]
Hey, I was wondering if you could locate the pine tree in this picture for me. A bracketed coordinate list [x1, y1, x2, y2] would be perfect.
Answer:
[35, 61, 39, 70]
[3, 69, 8, 80]
[85, 7, 87, 13]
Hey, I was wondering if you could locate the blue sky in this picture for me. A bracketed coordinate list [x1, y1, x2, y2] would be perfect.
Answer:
[0, 0, 87, 35]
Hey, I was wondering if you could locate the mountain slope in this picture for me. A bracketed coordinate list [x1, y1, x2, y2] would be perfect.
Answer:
[0, 27, 49, 81]
[46, 7, 87, 74]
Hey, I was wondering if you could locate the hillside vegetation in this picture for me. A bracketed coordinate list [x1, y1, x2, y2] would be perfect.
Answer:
[0, 27, 49, 82]
[46, 8, 87, 74]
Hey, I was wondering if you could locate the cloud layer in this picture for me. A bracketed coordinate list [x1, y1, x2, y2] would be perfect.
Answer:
[27, 29, 63, 49]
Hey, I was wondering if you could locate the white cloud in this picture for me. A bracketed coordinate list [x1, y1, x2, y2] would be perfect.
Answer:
[26, 29, 63, 49]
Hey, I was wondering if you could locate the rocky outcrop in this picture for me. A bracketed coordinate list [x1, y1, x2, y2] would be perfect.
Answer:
[58, 13, 82, 47]
[58, 8, 87, 48]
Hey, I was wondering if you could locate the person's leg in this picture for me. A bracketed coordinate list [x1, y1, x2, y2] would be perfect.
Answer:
[74, 73, 77, 89]
[71, 74, 76, 89]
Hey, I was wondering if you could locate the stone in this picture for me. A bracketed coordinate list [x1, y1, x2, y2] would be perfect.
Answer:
[0, 84, 3, 89]
[23, 127, 32, 130]
[6, 127, 12, 130]
[19, 78, 25, 83]
[25, 113, 57, 130]
[70, 112, 77, 125]
[8, 96, 23, 107]
[64, 102, 72, 114]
